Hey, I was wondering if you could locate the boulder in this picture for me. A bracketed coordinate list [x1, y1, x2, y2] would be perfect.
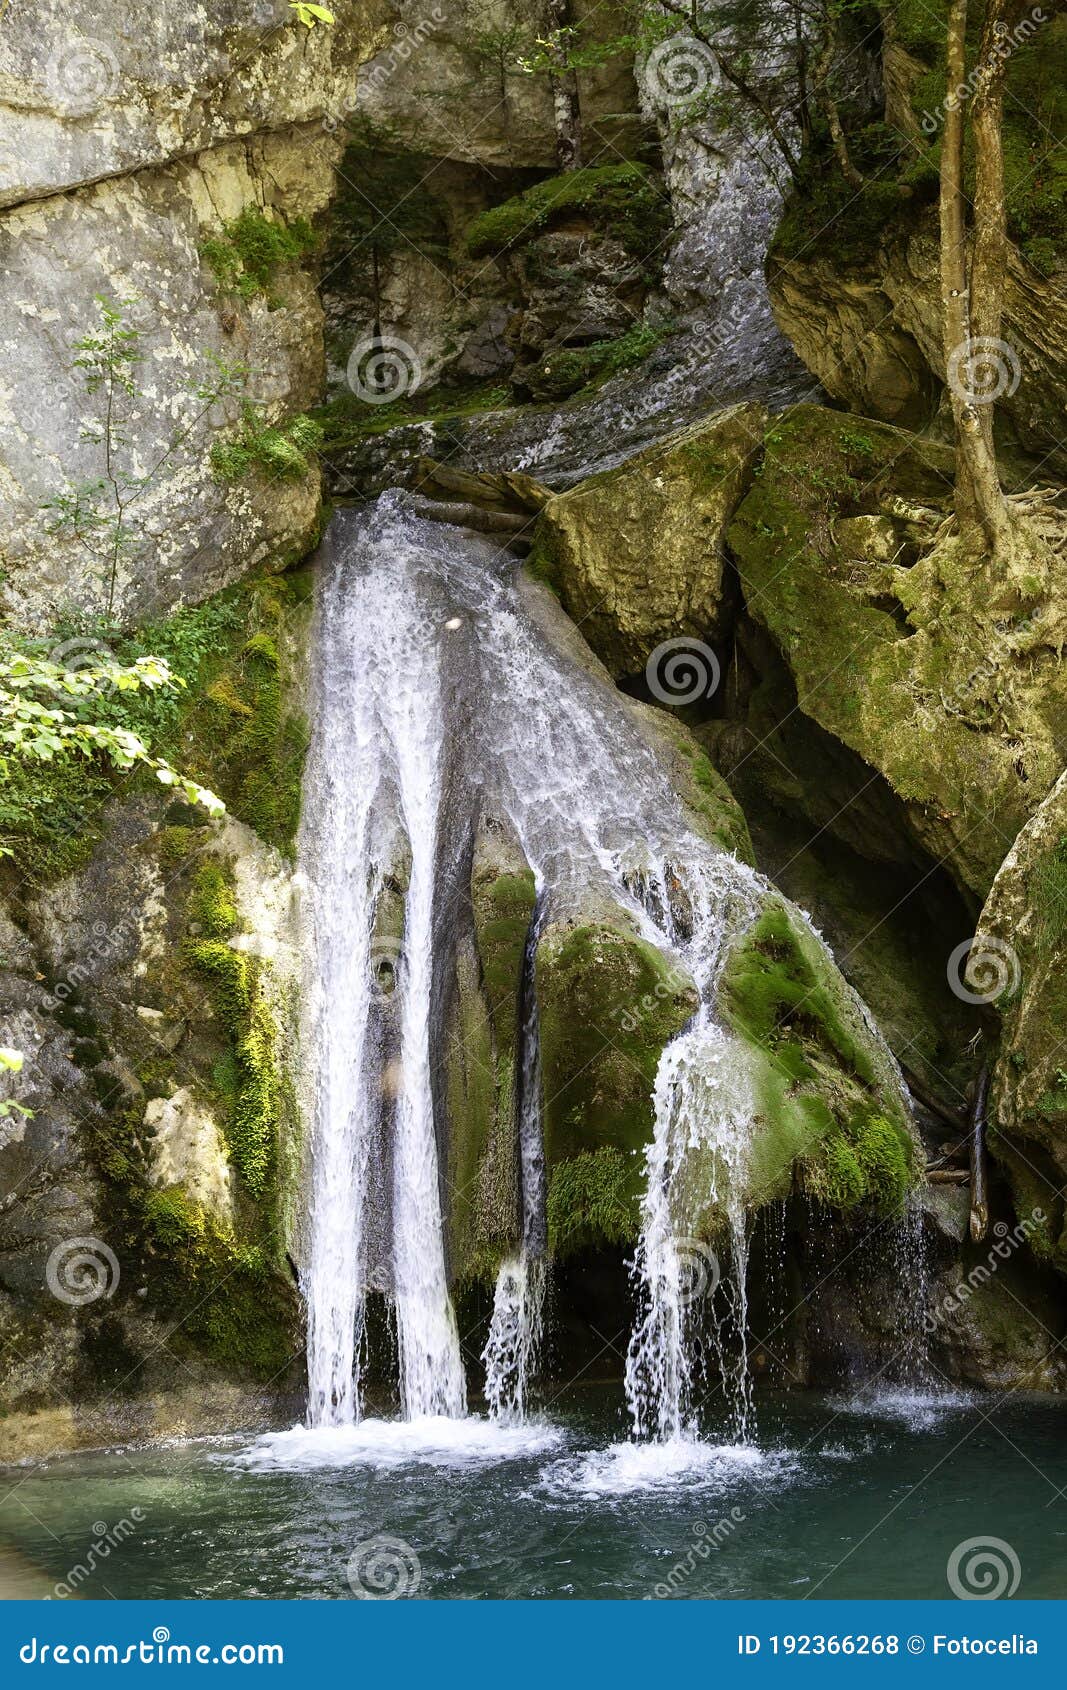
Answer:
[533, 403, 766, 679]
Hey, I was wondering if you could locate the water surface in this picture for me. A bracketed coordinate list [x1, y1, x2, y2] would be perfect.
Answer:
[2, 1388, 1064, 1600]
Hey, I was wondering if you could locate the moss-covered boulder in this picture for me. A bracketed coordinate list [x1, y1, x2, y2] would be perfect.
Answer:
[465, 163, 670, 264]
[537, 903, 699, 1256]
[729, 405, 1067, 898]
[974, 771, 1067, 1264]
[444, 815, 537, 1283]
[533, 403, 765, 679]
[719, 897, 915, 1212]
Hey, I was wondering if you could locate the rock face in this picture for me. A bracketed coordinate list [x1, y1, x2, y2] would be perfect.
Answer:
[0, 0, 643, 630]
[533, 403, 765, 678]
[975, 772, 1067, 1263]
[728, 405, 1067, 900]
[0, 132, 333, 627]
[444, 813, 536, 1282]
[769, 217, 1067, 476]
[0, 0, 639, 209]
[0, 0, 387, 206]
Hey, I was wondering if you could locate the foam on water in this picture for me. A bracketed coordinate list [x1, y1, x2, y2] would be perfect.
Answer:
[833, 1386, 976, 1432]
[541, 1438, 795, 1500]
[228, 1416, 565, 1473]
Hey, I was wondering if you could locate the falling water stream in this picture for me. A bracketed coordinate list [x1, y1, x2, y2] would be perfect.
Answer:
[293, 496, 913, 1458]
[297, 497, 773, 1441]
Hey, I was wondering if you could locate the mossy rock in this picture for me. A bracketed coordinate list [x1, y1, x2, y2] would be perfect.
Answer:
[534, 403, 765, 679]
[537, 911, 698, 1251]
[729, 405, 1067, 898]
[2, 570, 312, 888]
[976, 771, 1067, 1264]
[718, 896, 915, 1212]
[465, 163, 670, 265]
[445, 820, 537, 1283]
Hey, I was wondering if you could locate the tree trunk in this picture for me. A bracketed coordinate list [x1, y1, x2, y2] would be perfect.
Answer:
[939, 0, 1013, 556]
[545, 0, 583, 169]
[812, 29, 864, 187]
[969, 1065, 991, 1244]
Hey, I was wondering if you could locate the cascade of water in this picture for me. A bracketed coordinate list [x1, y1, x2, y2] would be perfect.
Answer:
[483, 1255, 548, 1422]
[300, 530, 465, 1424]
[382, 604, 467, 1419]
[299, 497, 905, 1443]
[301, 562, 388, 1428]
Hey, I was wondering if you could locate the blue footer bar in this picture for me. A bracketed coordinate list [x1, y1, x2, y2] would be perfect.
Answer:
[0, 1601, 1063, 1685]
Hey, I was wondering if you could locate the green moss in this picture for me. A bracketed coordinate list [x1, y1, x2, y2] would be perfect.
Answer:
[719, 896, 914, 1209]
[547, 1145, 640, 1256]
[184, 861, 279, 1198]
[524, 322, 671, 401]
[804, 1110, 913, 1213]
[537, 920, 698, 1167]
[211, 405, 321, 485]
[475, 870, 537, 1048]
[4, 570, 311, 887]
[721, 903, 879, 1087]
[188, 861, 240, 939]
[775, 7, 1066, 273]
[201, 207, 318, 302]
[140, 1183, 296, 1375]
[447, 865, 537, 1282]
[314, 380, 512, 452]
[154, 575, 311, 855]
[465, 163, 670, 263]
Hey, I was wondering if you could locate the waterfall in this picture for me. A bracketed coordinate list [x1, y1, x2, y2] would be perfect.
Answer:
[298, 496, 836, 1438]
[622, 865, 760, 1445]
[300, 522, 466, 1424]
